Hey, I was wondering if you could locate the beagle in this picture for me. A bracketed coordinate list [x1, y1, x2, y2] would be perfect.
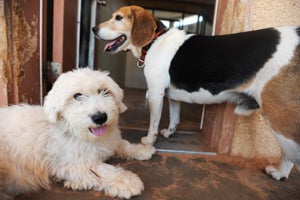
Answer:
[93, 5, 300, 180]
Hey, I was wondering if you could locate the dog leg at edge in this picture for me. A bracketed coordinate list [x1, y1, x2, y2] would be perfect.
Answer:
[90, 163, 144, 199]
[115, 140, 156, 160]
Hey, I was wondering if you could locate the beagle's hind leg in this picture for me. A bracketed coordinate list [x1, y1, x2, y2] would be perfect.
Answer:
[265, 155, 294, 181]
[160, 98, 180, 138]
[265, 131, 300, 180]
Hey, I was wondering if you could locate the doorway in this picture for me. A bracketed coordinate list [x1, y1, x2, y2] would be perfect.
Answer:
[90, 0, 215, 89]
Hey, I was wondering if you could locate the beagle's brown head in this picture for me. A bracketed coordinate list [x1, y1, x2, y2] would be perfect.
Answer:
[93, 6, 157, 53]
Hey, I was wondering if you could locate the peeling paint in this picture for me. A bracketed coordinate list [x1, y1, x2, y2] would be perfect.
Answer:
[1, 0, 41, 104]
[12, 1, 38, 82]
[0, 0, 8, 106]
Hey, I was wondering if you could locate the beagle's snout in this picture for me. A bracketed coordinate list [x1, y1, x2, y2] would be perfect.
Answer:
[91, 112, 107, 125]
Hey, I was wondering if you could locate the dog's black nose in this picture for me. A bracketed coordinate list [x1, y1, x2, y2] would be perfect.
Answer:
[92, 27, 98, 33]
[91, 112, 107, 125]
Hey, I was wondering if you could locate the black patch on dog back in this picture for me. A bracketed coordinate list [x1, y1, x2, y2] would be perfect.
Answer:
[169, 28, 280, 94]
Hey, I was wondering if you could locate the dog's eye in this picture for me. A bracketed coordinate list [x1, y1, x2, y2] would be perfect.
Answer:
[115, 15, 123, 21]
[103, 90, 110, 96]
[98, 89, 110, 96]
[73, 93, 82, 100]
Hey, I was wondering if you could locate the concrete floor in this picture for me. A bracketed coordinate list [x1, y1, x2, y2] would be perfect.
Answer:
[16, 89, 300, 200]
[16, 150, 300, 200]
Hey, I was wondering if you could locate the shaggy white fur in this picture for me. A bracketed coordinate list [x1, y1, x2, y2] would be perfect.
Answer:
[0, 68, 155, 200]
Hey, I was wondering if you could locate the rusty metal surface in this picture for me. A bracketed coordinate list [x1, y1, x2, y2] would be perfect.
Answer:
[3, 0, 41, 104]
[0, 0, 8, 106]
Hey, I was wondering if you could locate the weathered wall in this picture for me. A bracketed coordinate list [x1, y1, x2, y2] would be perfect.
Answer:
[0, 0, 40, 106]
[215, 0, 253, 34]
[251, 0, 300, 29]
[215, 0, 300, 160]
[0, 0, 8, 107]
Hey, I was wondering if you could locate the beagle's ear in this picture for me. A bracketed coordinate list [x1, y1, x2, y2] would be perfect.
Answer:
[131, 6, 157, 47]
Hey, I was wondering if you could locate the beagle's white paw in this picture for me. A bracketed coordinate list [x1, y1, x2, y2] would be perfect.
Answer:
[160, 128, 176, 138]
[265, 165, 289, 181]
[141, 135, 157, 145]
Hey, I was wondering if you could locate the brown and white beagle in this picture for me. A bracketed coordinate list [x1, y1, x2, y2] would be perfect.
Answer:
[93, 5, 300, 180]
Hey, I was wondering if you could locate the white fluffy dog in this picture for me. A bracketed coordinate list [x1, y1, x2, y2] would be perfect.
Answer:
[0, 68, 155, 200]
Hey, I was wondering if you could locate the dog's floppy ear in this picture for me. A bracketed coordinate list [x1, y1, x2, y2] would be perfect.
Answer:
[110, 85, 127, 113]
[103, 73, 127, 113]
[117, 97, 127, 113]
[44, 92, 64, 123]
[131, 6, 157, 47]
[43, 74, 68, 122]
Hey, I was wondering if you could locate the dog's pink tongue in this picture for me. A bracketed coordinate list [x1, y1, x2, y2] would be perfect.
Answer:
[91, 126, 107, 136]
[104, 40, 117, 52]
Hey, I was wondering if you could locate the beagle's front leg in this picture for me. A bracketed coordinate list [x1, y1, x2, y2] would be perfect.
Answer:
[141, 89, 164, 145]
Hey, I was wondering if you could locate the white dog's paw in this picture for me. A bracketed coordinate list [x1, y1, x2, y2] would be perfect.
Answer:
[141, 135, 157, 145]
[160, 128, 176, 138]
[104, 170, 144, 199]
[133, 144, 156, 160]
[64, 180, 86, 190]
[265, 165, 289, 181]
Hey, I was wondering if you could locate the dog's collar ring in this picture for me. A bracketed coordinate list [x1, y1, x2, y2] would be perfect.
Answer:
[137, 59, 145, 68]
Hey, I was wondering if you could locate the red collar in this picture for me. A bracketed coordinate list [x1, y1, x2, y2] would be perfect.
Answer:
[137, 22, 167, 67]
